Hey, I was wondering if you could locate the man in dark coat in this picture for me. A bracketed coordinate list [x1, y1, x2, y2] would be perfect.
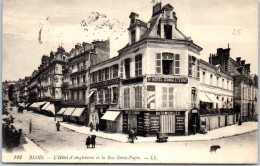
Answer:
[91, 135, 96, 148]
[56, 121, 60, 131]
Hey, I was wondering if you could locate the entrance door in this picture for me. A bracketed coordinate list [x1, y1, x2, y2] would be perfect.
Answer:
[160, 115, 175, 133]
[128, 114, 137, 130]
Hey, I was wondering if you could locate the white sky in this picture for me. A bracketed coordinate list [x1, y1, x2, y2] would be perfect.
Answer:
[2, 0, 258, 81]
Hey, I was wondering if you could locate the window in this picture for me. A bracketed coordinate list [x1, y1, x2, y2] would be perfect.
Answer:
[227, 81, 229, 90]
[77, 76, 80, 84]
[105, 88, 111, 103]
[124, 88, 130, 108]
[93, 91, 97, 103]
[83, 60, 86, 66]
[82, 91, 86, 100]
[164, 24, 172, 39]
[71, 91, 74, 100]
[188, 56, 192, 76]
[156, 53, 162, 74]
[83, 75, 86, 83]
[191, 88, 197, 108]
[210, 74, 213, 85]
[105, 68, 109, 80]
[202, 72, 205, 83]
[162, 53, 173, 75]
[175, 54, 180, 75]
[189, 55, 197, 77]
[72, 78, 75, 85]
[135, 86, 142, 108]
[120, 61, 124, 78]
[101, 69, 105, 81]
[135, 54, 142, 76]
[112, 64, 119, 78]
[125, 58, 131, 78]
[217, 77, 219, 87]
[98, 70, 102, 82]
[77, 91, 80, 100]
[77, 63, 80, 70]
[162, 87, 174, 108]
[131, 30, 136, 44]
[222, 79, 224, 88]
[197, 60, 200, 78]
[99, 89, 103, 103]
[112, 87, 118, 103]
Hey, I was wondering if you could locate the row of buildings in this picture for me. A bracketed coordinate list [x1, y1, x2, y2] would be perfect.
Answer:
[5, 3, 258, 136]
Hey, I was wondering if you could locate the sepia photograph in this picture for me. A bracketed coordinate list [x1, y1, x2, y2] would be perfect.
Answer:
[2, 0, 258, 164]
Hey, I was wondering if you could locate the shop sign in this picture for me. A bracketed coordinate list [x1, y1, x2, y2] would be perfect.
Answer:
[192, 109, 198, 113]
[147, 77, 188, 84]
[125, 110, 140, 115]
[122, 77, 143, 85]
[156, 111, 182, 115]
[95, 105, 109, 109]
[90, 78, 120, 89]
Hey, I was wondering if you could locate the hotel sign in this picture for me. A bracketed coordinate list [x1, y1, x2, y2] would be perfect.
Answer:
[90, 78, 120, 89]
[147, 77, 188, 84]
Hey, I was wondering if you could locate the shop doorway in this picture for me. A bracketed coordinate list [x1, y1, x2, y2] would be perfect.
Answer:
[128, 114, 137, 130]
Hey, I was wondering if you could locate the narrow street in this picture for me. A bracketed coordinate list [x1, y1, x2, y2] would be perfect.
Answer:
[5, 106, 258, 163]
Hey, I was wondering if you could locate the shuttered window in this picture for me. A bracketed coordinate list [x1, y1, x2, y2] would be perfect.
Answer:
[120, 61, 124, 78]
[169, 87, 174, 107]
[135, 86, 142, 108]
[162, 87, 167, 108]
[175, 54, 180, 75]
[156, 53, 162, 74]
[124, 88, 130, 108]
[162, 87, 174, 108]
[135, 54, 142, 76]
[188, 55, 192, 76]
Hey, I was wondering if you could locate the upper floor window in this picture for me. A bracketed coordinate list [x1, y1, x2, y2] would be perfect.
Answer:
[162, 87, 174, 108]
[112, 87, 118, 103]
[217, 77, 219, 87]
[227, 81, 229, 90]
[164, 24, 172, 39]
[131, 30, 136, 44]
[83, 60, 86, 66]
[83, 75, 86, 83]
[222, 79, 224, 88]
[210, 74, 213, 86]
[202, 72, 205, 83]
[124, 88, 130, 108]
[135, 86, 142, 108]
[112, 64, 119, 78]
[105, 68, 109, 80]
[135, 54, 142, 76]
[188, 55, 197, 77]
[125, 58, 131, 79]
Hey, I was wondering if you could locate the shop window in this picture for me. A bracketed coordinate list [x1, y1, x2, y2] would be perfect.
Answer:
[135, 86, 142, 108]
[125, 58, 131, 79]
[124, 88, 130, 108]
[135, 54, 142, 76]
[112, 87, 118, 103]
[164, 24, 172, 39]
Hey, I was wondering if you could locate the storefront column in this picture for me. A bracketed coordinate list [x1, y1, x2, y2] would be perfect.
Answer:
[185, 111, 189, 136]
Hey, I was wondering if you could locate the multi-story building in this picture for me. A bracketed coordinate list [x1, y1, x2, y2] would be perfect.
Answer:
[60, 40, 110, 125]
[209, 47, 258, 121]
[28, 46, 70, 115]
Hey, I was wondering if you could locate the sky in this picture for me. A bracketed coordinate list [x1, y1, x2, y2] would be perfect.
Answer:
[2, 0, 258, 81]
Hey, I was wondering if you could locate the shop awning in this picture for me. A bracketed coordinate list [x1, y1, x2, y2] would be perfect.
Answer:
[29, 102, 37, 108]
[101, 111, 120, 121]
[63, 107, 75, 116]
[199, 93, 212, 103]
[57, 108, 67, 115]
[45, 104, 55, 115]
[206, 93, 220, 103]
[71, 108, 85, 117]
[87, 90, 95, 98]
[42, 102, 50, 110]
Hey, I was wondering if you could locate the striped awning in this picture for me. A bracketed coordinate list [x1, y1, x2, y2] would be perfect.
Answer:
[101, 111, 120, 121]
[199, 93, 212, 103]
[71, 108, 85, 117]
[63, 107, 75, 116]
[57, 108, 67, 115]
[45, 104, 55, 115]
[42, 102, 50, 110]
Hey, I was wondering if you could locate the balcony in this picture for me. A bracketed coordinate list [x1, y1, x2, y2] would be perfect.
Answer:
[61, 99, 88, 105]
[70, 65, 87, 74]
[68, 82, 87, 89]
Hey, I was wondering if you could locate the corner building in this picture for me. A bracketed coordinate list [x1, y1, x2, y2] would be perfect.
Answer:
[95, 3, 203, 136]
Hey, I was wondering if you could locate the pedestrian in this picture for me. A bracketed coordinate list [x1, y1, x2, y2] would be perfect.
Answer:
[96, 123, 99, 131]
[56, 121, 60, 131]
[86, 136, 91, 148]
[29, 119, 32, 133]
[89, 122, 94, 132]
[133, 126, 138, 140]
[91, 135, 96, 148]
[129, 129, 135, 143]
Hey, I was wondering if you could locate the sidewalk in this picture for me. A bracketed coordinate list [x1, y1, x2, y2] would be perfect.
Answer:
[27, 111, 258, 143]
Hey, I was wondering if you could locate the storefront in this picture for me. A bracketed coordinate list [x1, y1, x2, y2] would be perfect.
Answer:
[122, 110, 186, 136]
[100, 110, 122, 132]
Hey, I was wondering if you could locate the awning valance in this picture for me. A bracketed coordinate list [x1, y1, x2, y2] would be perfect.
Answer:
[45, 104, 55, 115]
[101, 111, 121, 121]
[57, 108, 67, 115]
[206, 93, 220, 103]
[199, 93, 212, 103]
[42, 102, 50, 110]
[71, 108, 85, 117]
[63, 107, 75, 116]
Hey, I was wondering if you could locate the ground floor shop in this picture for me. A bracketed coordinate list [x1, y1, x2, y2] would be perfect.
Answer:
[57, 107, 87, 125]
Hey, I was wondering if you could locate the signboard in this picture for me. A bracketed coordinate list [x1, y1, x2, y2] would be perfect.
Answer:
[125, 110, 140, 115]
[175, 115, 185, 134]
[90, 78, 120, 89]
[150, 115, 160, 132]
[155, 111, 182, 115]
[192, 109, 198, 113]
[137, 115, 143, 135]
[122, 77, 143, 85]
[143, 112, 150, 132]
[147, 77, 188, 84]
[122, 114, 128, 133]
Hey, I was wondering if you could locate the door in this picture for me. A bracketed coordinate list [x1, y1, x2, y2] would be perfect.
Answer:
[128, 114, 137, 130]
[160, 115, 175, 133]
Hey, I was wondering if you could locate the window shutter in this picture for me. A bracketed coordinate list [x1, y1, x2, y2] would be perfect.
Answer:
[188, 55, 192, 76]
[156, 53, 162, 74]
[175, 54, 180, 75]
[197, 59, 200, 78]
[120, 61, 124, 78]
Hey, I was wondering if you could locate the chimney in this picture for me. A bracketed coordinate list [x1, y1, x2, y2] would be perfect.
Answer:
[236, 57, 241, 64]
[241, 60, 245, 66]
[152, 2, 162, 16]
[245, 64, 251, 71]
[129, 12, 139, 24]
